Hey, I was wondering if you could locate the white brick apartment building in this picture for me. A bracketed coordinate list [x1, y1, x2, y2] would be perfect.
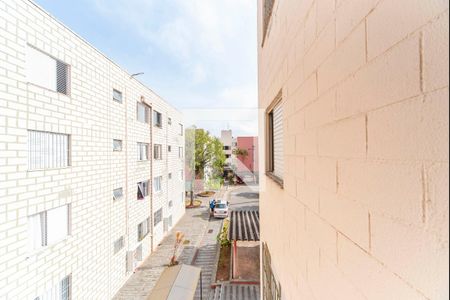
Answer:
[0, 1, 185, 299]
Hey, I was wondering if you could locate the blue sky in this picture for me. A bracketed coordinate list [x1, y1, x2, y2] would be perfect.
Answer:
[34, 0, 258, 137]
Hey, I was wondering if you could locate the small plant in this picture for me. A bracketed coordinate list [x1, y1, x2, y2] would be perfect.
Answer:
[169, 231, 185, 266]
[217, 220, 231, 247]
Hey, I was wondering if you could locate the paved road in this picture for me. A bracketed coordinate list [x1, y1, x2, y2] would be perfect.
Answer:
[113, 196, 213, 300]
[226, 184, 259, 211]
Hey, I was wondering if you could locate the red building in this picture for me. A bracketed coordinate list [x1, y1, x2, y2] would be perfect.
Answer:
[236, 136, 258, 174]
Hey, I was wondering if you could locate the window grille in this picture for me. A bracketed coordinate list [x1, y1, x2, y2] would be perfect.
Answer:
[266, 91, 284, 185]
[56, 60, 69, 95]
[28, 130, 70, 170]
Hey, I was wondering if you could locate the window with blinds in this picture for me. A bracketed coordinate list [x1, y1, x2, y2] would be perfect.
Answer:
[26, 45, 70, 95]
[266, 92, 284, 185]
[28, 130, 70, 170]
[28, 205, 70, 251]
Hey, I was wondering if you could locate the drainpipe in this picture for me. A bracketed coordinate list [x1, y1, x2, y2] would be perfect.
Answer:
[149, 103, 154, 251]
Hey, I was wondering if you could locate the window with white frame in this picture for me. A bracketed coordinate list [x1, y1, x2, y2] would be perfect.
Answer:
[154, 176, 162, 192]
[137, 180, 149, 200]
[153, 110, 162, 127]
[28, 130, 70, 170]
[26, 45, 70, 95]
[266, 91, 284, 185]
[154, 144, 162, 160]
[179, 123, 183, 136]
[178, 147, 184, 158]
[28, 205, 70, 251]
[137, 102, 150, 123]
[113, 89, 123, 103]
[33, 275, 71, 300]
[154, 208, 163, 226]
[114, 236, 124, 254]
[113, 139, 122, 151]
[137, 143, 149, 161]
[113, 188, 124, 201]
[137, 220, 149, 241]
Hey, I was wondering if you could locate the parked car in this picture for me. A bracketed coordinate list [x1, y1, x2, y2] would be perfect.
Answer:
[213, 200, 229, 218]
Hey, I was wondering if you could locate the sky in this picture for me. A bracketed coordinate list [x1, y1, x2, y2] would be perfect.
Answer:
[34, 0, 259, 138]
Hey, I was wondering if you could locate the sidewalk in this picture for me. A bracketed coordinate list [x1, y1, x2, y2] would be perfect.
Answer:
[113, 197, 212, 300]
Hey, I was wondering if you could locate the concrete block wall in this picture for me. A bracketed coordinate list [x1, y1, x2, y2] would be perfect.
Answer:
[258, 0, 448, 299]
[0, 0, 185, 299]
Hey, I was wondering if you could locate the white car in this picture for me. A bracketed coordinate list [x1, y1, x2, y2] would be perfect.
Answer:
[213, 200, 229, 218]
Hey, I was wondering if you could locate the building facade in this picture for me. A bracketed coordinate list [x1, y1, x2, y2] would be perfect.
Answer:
[258, 0, 448, 299]
[220, 129, 235, 166]
[0, 1, 185, 299]
[236, 136, 259, 174]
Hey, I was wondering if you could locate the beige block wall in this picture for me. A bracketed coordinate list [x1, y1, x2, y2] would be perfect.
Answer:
[258, 0, 449, 299]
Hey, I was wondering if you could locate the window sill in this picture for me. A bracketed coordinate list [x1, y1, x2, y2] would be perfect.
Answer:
[27, 166, 72, 172]
[26, 235, 72, 258]
[266, 172, 284, 189]
[27, 82, 71, 97]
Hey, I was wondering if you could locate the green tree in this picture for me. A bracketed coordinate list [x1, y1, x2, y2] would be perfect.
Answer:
[194, 129, 226, 180]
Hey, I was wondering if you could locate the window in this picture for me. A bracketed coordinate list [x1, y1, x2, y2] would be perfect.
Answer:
[179, 170, 184, 181]
[34, 275, 71, 300]
[113, 139, 122, 151]
[168, 200, 173, 208]
[263, 243, 281, 300]
[137, 180, 149, 200]
[28, 205, 70, 251]
[178, 147, 184, 159]
[137, 220, 149, 241]
[113, 89, 123, 103]
[168, 145, 172, 152]
[137, 102, 150, 123]
[114, 236, 124, 254]
[26, 45, 70, 95]
[154, 208, 163, 226]
[168, 117, 172, 125]
[225, 154, 231, 159]
[28, 130, 70, 170]
[153, 111, 162, 127]
[154, 144, 162, 160]
[266, 92, 284, 185]
[113, 188, 124, 201]
[168, 173, 172, 179]
[137, 143, 149, 161]
[179, 123, 184, 136]
[154, 176, 162, 192]
[223, 146, 230, 150]
[262, 0, 276, 47]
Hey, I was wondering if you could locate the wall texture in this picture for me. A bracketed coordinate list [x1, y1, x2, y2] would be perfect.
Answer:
[0, 0, 185, 298]
[258, 0, 449, 299]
